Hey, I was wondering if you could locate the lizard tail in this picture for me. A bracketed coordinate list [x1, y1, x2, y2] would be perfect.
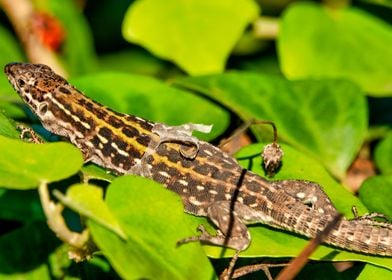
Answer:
[323, 218, 392, 256]
[279, 206, 392, 256]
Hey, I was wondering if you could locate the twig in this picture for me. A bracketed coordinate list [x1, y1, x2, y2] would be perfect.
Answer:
[252, 16, 280, 40]
[38, 181, 94, 261]
[0, 0, 67, 76]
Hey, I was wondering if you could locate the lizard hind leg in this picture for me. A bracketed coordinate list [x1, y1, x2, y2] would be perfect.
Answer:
[178, 201, 263, 279]
[178, 201, 264, 251]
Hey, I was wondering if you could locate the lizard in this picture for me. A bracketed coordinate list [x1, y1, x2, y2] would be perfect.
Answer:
[4, 62, 392, 263]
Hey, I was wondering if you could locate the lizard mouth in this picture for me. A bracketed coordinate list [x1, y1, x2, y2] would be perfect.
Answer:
[4, 63, 26, 94]
[4, 63, 40, 111]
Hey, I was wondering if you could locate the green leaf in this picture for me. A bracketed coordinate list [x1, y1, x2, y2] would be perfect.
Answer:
[175, 72, 367, 178]
[0, 24, 24, 93]
[0, 135, 83, 189]
[0, 221, 59, 279]
[375, 132, 392, 175]
[0, 189, 44, 221]
[202, 143, 392, 270]
[122, 0, 259, 75]
[81, 164, 116, 183]
[358, 264, 392, 279]
[98, 49, 169, 77]
[55, 184, 126, 239]
[0, 112, 19, 139]
[0, 24, 25, 119]
[278, 3, 392, 96]
[72, 72, 229, 141]
[88, 176, 215, 279]
[359, 175, 392, 217]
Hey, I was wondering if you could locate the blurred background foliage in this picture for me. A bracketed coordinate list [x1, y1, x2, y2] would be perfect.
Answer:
[0, 0, 391, 279]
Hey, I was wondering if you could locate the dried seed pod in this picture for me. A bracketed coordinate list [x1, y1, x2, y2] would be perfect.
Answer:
[262, 142, 283, 177]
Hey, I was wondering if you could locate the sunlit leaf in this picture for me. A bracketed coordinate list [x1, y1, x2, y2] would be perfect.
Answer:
[279, 2, 392, 95]
[359, 175, 392, 217]
[122, 0, 259, 75]
[0, 135, 83, 189]
[89, 176, 215, 279]
[175, 72, 367, 178]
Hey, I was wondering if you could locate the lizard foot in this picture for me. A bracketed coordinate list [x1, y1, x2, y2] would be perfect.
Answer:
[17, 124, 44, 143]
[176, 224, 218, 246]
[351, 206, 392, 229]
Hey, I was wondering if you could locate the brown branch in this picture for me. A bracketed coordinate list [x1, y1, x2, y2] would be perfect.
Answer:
[0, 0, 67, 76]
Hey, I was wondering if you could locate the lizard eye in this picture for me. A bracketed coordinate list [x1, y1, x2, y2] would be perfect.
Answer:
[38, 102, 48, 115]
[17, 79, 25, 87]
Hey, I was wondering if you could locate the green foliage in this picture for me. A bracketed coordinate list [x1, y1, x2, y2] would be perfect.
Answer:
[279, 2, 392, 96]
[71, 72, 229, 140]
[122, 0, 259, 75]
[0, 222, 60, 279]
[88, 176, 215, 279]
[38, 0, 97, 75]
[375, 132, 392, 175]
[175, 74, 367, 179]
[0, 136, 83, 189]
[0, 0, 391, 279]
[0, 112, 19, 139]
[56, 184, 126, 239]
[359, 176, 392, 217]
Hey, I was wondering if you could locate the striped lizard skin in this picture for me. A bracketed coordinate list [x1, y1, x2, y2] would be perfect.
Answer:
[4, 62, 392, 257]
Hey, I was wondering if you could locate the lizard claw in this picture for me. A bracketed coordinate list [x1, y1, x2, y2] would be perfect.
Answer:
[176, 224, 212, 247]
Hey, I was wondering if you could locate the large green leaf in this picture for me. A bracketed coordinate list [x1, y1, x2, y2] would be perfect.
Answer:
[359, 175, 392, 218]
[88, 176, 215, 279]
[0, 135, 83, 189]
[358, 264, 392, 279]
[72, 72, 229, 141]
[278, 2, 392, 96]
[175, 72, 367, 178]
[375, 132, 392, 175]
[122, 0, 259, 75]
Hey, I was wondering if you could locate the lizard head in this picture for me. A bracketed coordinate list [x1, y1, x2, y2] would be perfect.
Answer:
[4, 62, 86, 138]
[4, 63, 69, 116]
